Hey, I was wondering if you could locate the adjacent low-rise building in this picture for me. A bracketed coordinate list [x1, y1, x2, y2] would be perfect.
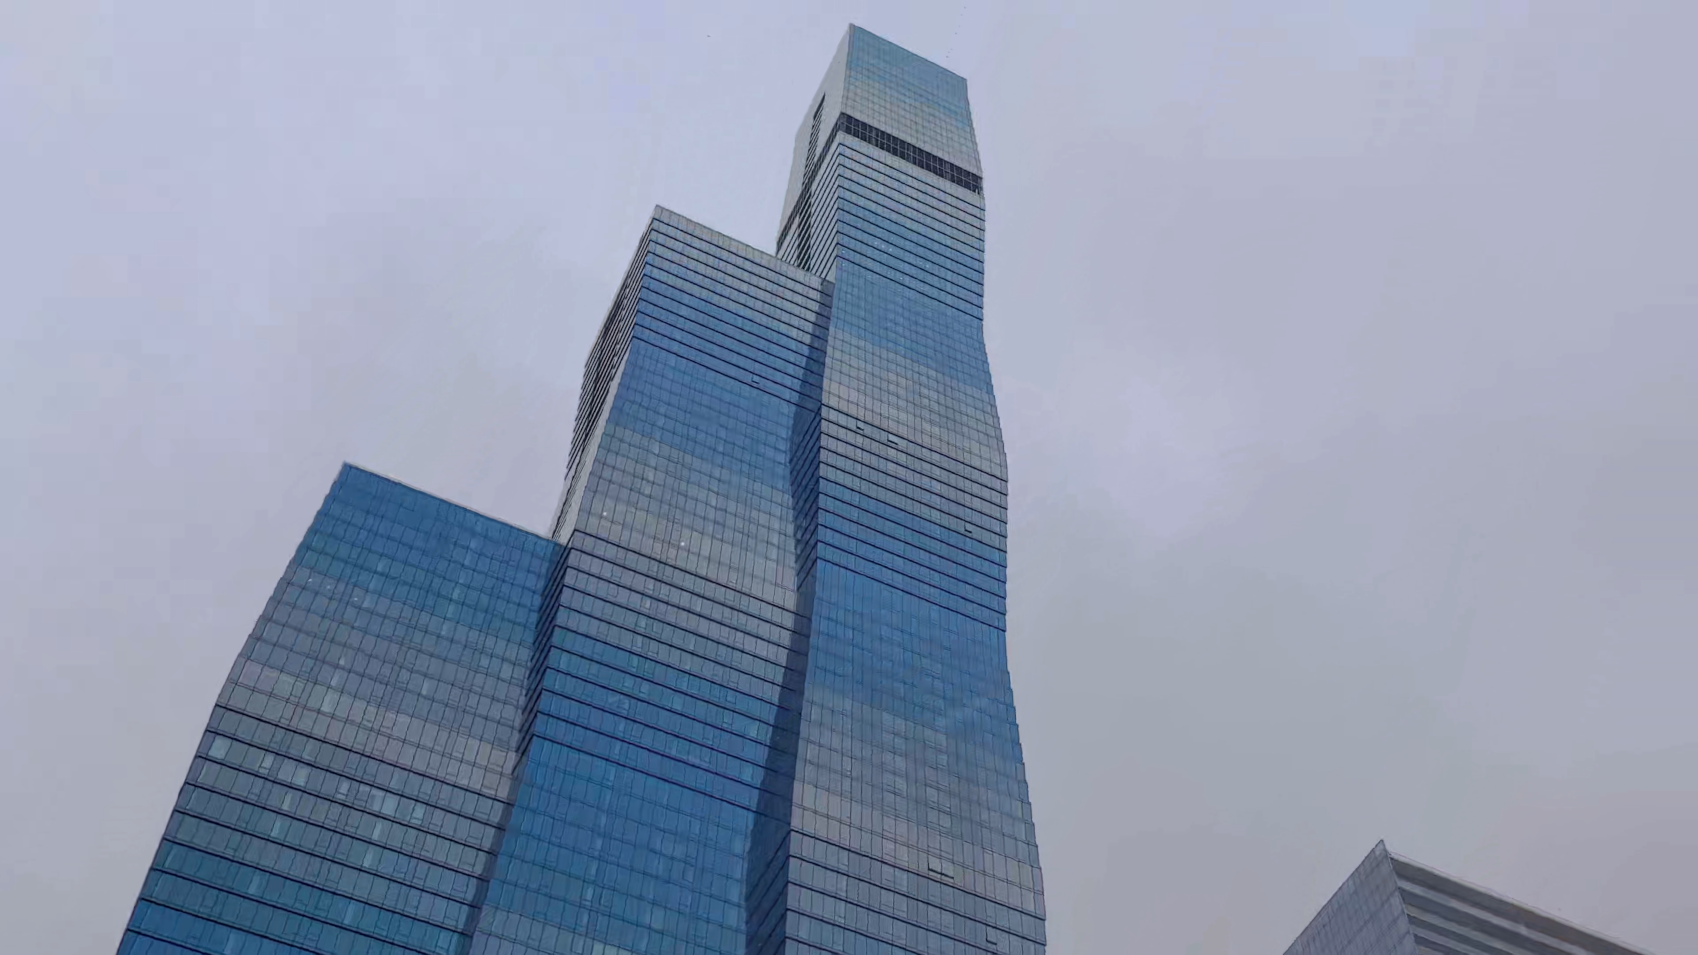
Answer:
[1284, 842, 1653, 955]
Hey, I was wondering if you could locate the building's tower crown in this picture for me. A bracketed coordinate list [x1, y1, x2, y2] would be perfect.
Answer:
[778, 25, 982, 246]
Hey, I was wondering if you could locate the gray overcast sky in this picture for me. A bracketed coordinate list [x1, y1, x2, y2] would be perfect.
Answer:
[4, 2, 1695, 952]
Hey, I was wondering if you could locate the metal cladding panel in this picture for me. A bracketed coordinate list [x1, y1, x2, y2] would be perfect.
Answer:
[1390, 854, 1656, 955]
[1282, 844, 1659, 955]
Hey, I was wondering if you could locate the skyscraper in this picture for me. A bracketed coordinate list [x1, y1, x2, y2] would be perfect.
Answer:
[1284, 842, 1652, 955]
[115, 24, 1044, 955]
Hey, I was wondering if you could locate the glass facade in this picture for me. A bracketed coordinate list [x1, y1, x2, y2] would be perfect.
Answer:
[117, 465, 560, 955]
[1284, 842, 1653, 955]
[116, 24, 1044, 955]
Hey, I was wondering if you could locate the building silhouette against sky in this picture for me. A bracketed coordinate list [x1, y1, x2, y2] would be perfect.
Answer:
[116, 24, 1044, 955]
[1284, 842, 1653, 955]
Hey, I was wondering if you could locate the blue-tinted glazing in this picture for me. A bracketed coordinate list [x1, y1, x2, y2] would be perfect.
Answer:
[116, 465, 560, 955]
[458, 209, 831, 955]
[116, 24, 1041, 955]
[768, 25, 1045, 955]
